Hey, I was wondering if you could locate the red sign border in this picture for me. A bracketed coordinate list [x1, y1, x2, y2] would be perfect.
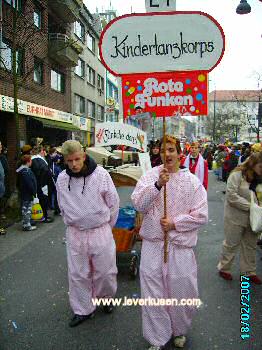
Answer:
[99, 11, 226, 77]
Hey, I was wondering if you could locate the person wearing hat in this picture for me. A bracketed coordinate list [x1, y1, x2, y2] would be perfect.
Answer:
[182, 142, 209, 190]
[56, 140, 120, 327]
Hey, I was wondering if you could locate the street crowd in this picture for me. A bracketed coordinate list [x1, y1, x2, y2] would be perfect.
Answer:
[0, 136, 262, 349]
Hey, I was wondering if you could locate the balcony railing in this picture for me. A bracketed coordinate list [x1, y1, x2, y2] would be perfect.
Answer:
[48, 0, 83, 23]
[48, 33, 82, 67]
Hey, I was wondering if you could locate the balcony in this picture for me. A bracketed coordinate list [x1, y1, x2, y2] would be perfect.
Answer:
[48, 33, 83, 67]
[48, 0, 83, 23]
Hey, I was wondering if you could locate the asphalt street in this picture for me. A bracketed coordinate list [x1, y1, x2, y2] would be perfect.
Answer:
[0, 172, 261, 350]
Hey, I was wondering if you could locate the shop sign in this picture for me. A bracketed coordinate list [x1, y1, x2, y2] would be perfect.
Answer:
[0, 94, 73, 124]
[95, 122, 147, 151]
[106, 97, 116, 106]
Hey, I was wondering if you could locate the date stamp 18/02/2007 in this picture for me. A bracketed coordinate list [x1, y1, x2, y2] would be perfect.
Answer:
[240, 275, 251, 340]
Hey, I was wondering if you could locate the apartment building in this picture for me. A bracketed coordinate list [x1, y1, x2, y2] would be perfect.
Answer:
[71, 4, 105, 145]
[0, 0, 83, 185]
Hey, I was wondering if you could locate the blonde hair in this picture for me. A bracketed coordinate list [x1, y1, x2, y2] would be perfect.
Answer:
[61, 140, 83, 157]
[233, 151, 262, 183]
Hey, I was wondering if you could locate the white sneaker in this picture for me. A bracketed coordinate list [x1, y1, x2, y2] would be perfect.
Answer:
[174, 335, 186, 348]
[23, 226, 37, 231]
[148, 347, 161, 350]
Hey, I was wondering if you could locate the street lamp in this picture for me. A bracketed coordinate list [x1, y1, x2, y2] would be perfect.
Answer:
[236, 0, 251, 14]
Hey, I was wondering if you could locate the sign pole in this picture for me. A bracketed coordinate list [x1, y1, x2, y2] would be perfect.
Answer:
[163, 116, 168, 263]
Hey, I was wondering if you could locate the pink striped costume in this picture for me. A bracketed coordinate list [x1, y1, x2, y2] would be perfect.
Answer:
[56, 166, 119, 316]
[131, 165, 208, 347]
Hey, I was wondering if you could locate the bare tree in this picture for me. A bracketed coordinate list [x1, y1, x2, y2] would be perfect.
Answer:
[0, 0, 82, 155]
[205, 103, 247, 143]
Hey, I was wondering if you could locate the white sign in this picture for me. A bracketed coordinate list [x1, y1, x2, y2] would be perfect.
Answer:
[95, 122, 147, 151]
[138, 152, 152, 175]
[145, 0, 176, 12]
[99, 12, 225, 75]
[0, 94, 74, 124]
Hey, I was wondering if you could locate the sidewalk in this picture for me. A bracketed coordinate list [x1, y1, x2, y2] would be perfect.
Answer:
[0, 216, 63, 263]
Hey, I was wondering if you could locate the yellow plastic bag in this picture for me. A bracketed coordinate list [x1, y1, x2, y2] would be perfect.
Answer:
[212, 160, 218, 170]
[31, 202, 43, 221]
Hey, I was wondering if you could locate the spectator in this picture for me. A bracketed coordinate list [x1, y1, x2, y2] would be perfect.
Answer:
[149, 142, 161, 167]
[31, 145, 53, 223]
[16, 155, 37, 231]
[0, 142, 9, 220]
[217, 151, 262, 284]
[0, 141, 6, 235]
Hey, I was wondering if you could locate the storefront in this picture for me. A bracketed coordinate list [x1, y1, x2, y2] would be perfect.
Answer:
[0, 94, 82, 146]
[27, 117, 80, 146]
[0, 94, 84, 188]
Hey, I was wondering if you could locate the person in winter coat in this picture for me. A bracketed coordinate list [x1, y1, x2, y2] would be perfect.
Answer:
[56, 140, 120, 328]
[16, 155, 37, 231]
[46, 147, 62, 215]
[131, 135, 208, 350]
[150, 142, 162, 167]
[31, 145, 53, 223]
[0, 141, 6, 235]
[217, 151, 262, 284]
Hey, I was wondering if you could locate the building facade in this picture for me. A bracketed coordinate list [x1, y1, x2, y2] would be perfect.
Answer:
[71, 4, 106, 145]
[208, 90, 262, 143]
[0, 0, 83, 186]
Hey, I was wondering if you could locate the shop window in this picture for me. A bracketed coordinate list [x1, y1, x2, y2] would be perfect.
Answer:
[34, 58, 43, 84]
[87, 65, 95, 86]
[51, 69, 65, 93]
[87, 33, 95, 53]
[74, 21, 85, 42]
[33, 7, 42, 29]
[75, 94, 85, 114]
[75, 58, 85, 78]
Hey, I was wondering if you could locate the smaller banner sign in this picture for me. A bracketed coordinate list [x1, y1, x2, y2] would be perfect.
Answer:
[95, 122, 147, 152]
[122, 71, 208, 118]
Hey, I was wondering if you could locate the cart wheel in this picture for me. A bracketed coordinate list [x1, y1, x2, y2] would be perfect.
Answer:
[130, 253, 139, 279]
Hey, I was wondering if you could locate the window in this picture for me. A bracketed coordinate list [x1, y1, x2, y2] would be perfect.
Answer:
[74, 58, 85, 78]
[0, 38, 23, 74]
[87, 33, 95, 52]
[97, 105, 104, 122]
[75, 94, 85, 114]
[51, 70, 65, 93]
[0, 39, 12, 71]
[74, 21, 85, 42]
[33, 7, 41, 29]
[34, 58, 43, 84]
[4, 0, 23, 11]
[97, 74, 104, 93]
[87, 100, 95, 118]
[87, 65, 95, 85]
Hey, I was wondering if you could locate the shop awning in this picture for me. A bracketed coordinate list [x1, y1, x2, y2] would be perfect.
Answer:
[31, 117, 80, 131]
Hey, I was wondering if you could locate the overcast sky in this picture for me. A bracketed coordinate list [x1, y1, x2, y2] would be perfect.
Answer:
[84, 0, 262, 91]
